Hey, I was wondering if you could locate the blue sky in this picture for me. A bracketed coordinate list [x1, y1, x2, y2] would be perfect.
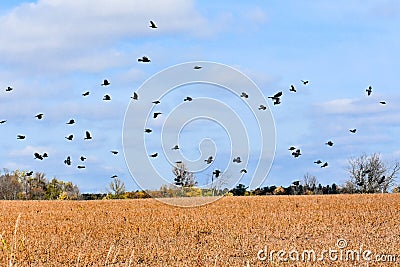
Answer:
[1, 0, 400, 193]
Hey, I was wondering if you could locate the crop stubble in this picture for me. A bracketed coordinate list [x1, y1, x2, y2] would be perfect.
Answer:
[0, 194, 399, 266]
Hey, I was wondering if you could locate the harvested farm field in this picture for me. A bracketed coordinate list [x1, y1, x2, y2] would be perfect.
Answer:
[1, 194, 399, 266]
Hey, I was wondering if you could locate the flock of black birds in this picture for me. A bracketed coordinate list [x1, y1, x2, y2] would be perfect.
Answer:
[277, 82, 386, 170]
[0, 21, 163, 180]
[3, 79, 119, 177]
[1, 19, 389, 186]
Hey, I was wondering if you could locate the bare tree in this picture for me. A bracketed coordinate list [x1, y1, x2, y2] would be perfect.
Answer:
[346, 153, 400, 193]
[172, 162, 197, 187]
[208, 172, 231, 196]
[0, 173, 21, 200]
[107, 178, 126, 197]
[302, 173, 318, 192]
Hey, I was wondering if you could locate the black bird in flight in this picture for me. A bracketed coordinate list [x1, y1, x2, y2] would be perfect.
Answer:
[103, 94, 111, 101]
[349, 129, 357, 133]
[77, 165, 86, 169]
[0, 120, 6, 124]
[35, 113, 44, 120]
[289, 85, 296, 92]
[64, 156, 71, 166]
[34, 152, 43, 160]
[144, 128, 152, 133]
[380, 101, 386, 105]
[321, 162, 328, 168]
[288, 146, 296, 151]
[66, 119, 75, 125]
[17, 135, 25, 140]
[175, 161, 183, 164]
[292, 149, 301, 158]
[325, 141, 334, 146]
[80, 156, 86, 162]
[258, 105, 266, 110]
[149, 20, 157, 29]
[42, 153, 48, 158]
[314, 160, 322, 164]
[149, 153, 158, 158]
[301, 80, 309, 85]
[366, 86, 372, 96]
[26, 171, 33, 176]
[268, 91, 282, 105]
[194, 65, 202, 70]
[184, 96, 193, 101]
[82, 91, 90, 96]
[240, 92, 249, 98]
[357, 181, 364, 187]
[292, 180, 300, 186]
[240, 169, 247, 174]
[65, 134, 73, 141]
[233, 157, 242, 163]
[111, 175, 118, 179]
[138, 56, 151, 63]
[171, 145, 179, 150]
[153, 112, 162, 118]
[213, 169, 221, 178]
[6, 86, 13, 92]
[205, 156, 213, 164]
[131, 92, 138, 100]
[84, 131, 92, 140]
[152, 100, 161, 105]
[101, 79, 110, 86]
[111, 150, 118, 155]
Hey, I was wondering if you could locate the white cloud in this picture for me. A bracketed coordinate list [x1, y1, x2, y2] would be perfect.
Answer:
[0, 0, 216, 73]
[315, 98, 390, 115]
[9, 145, 54, 157]
[243, 7, 268, 25]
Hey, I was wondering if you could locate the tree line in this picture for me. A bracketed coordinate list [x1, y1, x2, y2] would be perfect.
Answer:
[0, 169, 79, 200]
[1, 153, 400, 200]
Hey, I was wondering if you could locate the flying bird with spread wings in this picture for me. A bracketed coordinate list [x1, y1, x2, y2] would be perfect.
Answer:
[101, 79, 110, 86]
[138, 56, 151, 63]
[84, 131, 92, 140]
[149, 20, 157, 29]
[366, 86, 372, 96]
[34, 153, 43, 160]
[205, 156, 213, 164]
[131, 92, 138, 100]
[268, 91, 282, 105]
[301, 80, 309, 85]
[35, 113, 44, 120]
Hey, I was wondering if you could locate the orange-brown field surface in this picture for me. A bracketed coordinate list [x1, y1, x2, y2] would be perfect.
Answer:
[1, 194, 399, 266]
